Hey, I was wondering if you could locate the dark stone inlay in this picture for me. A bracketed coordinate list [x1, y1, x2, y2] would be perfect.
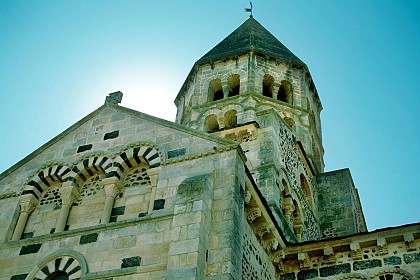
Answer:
[138, 212, 147, 217]
[111, 206, 125, 216]
[55, 258, 63, 271]
[120, 152, 132, 169]
[21, 189, 39, 199]
[319, 263, 351, 277]
[143, 147, 153, 157]
[104, 130, 119, 140]
[28, 180, 43, 194]
[403, 252, 420, 264]
[99, 157, 108, 167]
[105, 171, 120, 180]
[280, 272, 296, 280]
[109, 216, 117, 223]
[149, 163, 160, 169]
[40, 266, 50, 275]
[11, 274, 28, 280]
[153, 199, 165, 210]
[22, 232, 34, 239]
[64, 225, 70, 231]
[133, 147, 141, 164]
[19, 243, 42, 255]
[384, 256, 401, 265]
[121, 256, 141, 268]
[147, 152, 159, 161]
[50, 228, 56, 234]
[77, 144, 93, 153]
[62, 258, 75, 272]
[168, 148, 186, 159]
[80, 233, 98, 245]
[353, 259, 382, 271]
[68, 265, 81, 276]
[297, 269, 318, 280]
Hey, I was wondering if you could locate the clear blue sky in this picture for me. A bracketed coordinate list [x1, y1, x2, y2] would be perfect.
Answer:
[0, 1, 419, 231]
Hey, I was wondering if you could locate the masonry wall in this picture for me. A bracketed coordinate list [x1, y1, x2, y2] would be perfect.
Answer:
[317, 168, 365, 238]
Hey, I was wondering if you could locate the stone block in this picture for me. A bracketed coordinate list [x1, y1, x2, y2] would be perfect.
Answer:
[353, 259, 382, 271]
[319, 263, 351, 277]
[169, 238, 200, 255]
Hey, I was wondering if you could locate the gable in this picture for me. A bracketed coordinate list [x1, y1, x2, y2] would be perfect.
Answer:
[0, 104, 240, 196]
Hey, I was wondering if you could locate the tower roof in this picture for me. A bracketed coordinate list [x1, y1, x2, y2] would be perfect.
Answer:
[197, 17, 305, 67]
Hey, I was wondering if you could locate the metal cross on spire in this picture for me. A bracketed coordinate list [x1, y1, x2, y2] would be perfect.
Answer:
[245, 0, 253, 17]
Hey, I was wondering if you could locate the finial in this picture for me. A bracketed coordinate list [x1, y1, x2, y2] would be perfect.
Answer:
[105, 91, 123, 105]
[245, 0, 253, 17]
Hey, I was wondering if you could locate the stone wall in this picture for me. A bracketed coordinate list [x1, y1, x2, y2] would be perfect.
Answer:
[317, 168, 366, 238]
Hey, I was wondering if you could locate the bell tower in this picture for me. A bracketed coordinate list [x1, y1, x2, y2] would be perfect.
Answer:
[175, 17, 327, 241]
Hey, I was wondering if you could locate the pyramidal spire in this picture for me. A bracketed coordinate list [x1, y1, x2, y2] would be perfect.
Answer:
[197, 17, 305, 67]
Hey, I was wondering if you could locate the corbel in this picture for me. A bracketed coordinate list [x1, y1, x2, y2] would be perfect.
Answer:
[350, 242, 362, 260]
[298, 252, 310, 269]
[377, 238, 388, 255]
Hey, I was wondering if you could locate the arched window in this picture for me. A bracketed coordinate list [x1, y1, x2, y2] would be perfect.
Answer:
[209, 79, 224, 101]
[224, 110, 237, 128]
[262, 75, 274, 98]
[300, 174, 313, 207]
[205, 114, 219, 132]
[228, 74, 240, 97]
[277, 80, 293, 103]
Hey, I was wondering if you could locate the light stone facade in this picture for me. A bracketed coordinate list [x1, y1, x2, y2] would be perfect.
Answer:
[0, 17, 419, 280]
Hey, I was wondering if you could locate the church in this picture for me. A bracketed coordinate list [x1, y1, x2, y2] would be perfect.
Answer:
[0, 16, 418, 280]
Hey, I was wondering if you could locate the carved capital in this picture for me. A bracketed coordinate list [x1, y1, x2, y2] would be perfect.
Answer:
[19, 194, 38, 214]
[146, 168, 160, 187]
[103, 177, 123, 198]
[59, 184, 80, 206]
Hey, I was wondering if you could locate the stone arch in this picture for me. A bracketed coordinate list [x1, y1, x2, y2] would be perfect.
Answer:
[205, 114, 219, 132]
[228, 74, 240, 97]
[22, 164, 75, 201]
[371, 269, 415, 280]
[72, 155, 113, 185]
[14, 164, 76, 239]
[337, 274, 368, 280]
[277, 80, 293, 104]
[208, 79, 224, 101]
[262, 74, 274, 98]
[224, 110, 237, 128]
[111, 144, 162, 180]
[300, 174, 314, 208]
[26, 249, 87, 280]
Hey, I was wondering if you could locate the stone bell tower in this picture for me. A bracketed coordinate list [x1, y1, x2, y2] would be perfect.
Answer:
[174, 17, 328, 242]
[174, 15, 368, 242]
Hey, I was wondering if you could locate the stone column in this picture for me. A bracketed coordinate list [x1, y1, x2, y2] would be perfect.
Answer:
[222, 83, 229, 99]
[55, 182, 80, 233]
[11, 194, 38, 241]
[283, 197, 295, 225]
[147, 169, 159, 214]
[100, 177, 123, 224]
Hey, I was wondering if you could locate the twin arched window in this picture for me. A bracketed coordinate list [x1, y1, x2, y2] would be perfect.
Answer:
[205, 110, 238, 132]
[262, 74, 293, 104]
[209, 75, 240, 102]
